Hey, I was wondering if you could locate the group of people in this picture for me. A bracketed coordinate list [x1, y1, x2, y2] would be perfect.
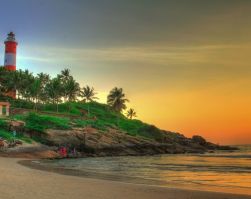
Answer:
[58, 145, 78, 158]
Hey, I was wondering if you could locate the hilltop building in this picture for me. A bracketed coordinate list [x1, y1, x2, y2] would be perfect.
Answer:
[0, 102, 10, 117]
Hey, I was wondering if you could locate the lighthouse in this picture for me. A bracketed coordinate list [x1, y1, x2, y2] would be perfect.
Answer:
[4, 32, 17, 71]
[4, 32, 18, 98]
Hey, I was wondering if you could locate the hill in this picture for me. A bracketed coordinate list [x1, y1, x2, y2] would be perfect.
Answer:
[0, 101, 237, 158]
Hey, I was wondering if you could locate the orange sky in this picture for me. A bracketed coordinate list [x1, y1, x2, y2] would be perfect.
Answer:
[11, 1, 251, 145]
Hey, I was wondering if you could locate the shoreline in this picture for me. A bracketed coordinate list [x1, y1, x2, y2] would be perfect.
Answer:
[0, 157, 250, 199]
[19, 158, 251, 197]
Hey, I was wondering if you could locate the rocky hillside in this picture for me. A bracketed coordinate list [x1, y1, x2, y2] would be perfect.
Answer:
[42, 127, 236, 157]
[0, 101, 237, 158]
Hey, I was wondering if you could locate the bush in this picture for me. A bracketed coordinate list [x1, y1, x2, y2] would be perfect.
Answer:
[0, 129, 33, 143]
[25, 112, 71, 132]
[0, 130, 13, 140]
[0, 119, 8, 130]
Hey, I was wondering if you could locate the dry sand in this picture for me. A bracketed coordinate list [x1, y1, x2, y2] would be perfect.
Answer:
[0, 157, 250, 199]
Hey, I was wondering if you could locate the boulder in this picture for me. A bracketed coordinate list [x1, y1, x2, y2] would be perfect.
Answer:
[192, 135, 207, 145]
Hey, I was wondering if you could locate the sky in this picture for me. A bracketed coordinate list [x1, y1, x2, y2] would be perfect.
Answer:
[0, 0, 250, 144]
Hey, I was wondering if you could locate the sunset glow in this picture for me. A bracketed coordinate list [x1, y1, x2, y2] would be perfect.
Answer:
[2, 0, 250, 144]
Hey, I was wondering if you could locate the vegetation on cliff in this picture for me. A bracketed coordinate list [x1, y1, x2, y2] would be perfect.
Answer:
[0, 67, 237, 155]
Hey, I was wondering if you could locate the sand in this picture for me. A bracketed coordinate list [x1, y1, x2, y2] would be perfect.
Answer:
[0, 157, 250, 199]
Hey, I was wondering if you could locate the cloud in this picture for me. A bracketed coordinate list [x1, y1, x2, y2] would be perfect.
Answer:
[18, 43, 251, 66]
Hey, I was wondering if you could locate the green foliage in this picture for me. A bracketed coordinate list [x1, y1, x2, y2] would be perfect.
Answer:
[0, 119, 8, 129]
[107, 87, 129, 112]
[18, 136, 33, 144]
[10, 99, 34, 109]
[25, 112, 71, 132]
[42, 102, 163, 139]
[0, 129, 33, 143]
[0, 130, 13, 140]
[118, 119, 145, 136]
[0, 67, 167, 142]
[73, 119, 107, 131]
[10, 114, 27, 121]
[70, 102, 163, 139]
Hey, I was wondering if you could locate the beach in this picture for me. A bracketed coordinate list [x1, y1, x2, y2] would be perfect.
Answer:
[0, 157, 250, 199]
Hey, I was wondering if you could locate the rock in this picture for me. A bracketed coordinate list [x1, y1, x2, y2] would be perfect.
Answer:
[7, 120, 25, 132]
[0, 140, 5, 148]
[15, 140, 23, 145]
[191, 135, 207, 145]
[42, 127, 226, 157]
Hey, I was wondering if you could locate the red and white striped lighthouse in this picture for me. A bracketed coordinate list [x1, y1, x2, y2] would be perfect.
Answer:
[4, 32, 18, 98]
[4, 32, 17, 71]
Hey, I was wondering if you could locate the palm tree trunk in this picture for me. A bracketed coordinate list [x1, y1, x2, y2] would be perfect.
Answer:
[88, 104, 90, 117]
[116, 114, 119, 127]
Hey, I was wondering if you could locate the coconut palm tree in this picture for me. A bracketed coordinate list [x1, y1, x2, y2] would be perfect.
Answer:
[19, 69, 34, 101]
[64, 77, 80, 111]
[45, 77, 63, 112]
[60, 68, 70, 80]
[107, 87, 129, 112]
[29, 78, 42, 111]
[107, 87, 129, 126]
[127, 108, 137, 119]
[80, 85, 98, 115]
[37, 72, 50, 104]
[59, 68, 72, 102]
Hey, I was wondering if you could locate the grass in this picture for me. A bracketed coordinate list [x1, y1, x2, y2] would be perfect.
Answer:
[25, 112, 71, 132]
[0, 129, 13, 140]
[0, 129, 33, 143]
[9, 100, 168, 141]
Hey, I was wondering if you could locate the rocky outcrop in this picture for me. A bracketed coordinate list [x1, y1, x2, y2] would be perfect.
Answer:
[43, 128, 236, 157]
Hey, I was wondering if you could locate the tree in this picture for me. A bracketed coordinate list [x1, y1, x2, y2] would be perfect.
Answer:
[107, 87, 129, 126]
[107, 87, 129, 112]
[127, 108, 137, 119]
[37, 72, 50, 103]
[60, 68, 70, 80]
[18, 69, 34, 101]
[45, 77, 63, 112]
[59, 68, 71, 102]
[64, 77, 80, 111]
[29, 78, 42, 111]
[80, 85, 98, 115]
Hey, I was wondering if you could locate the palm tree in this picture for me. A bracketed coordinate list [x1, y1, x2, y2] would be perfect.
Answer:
[127, 108, 137, 119]
[107, 87, 129, 126]
[29, 78, 42, 111]
[45, 77, 63, 112]
[2, 70, 21, 99]
[37, 73, 50, 104]
[64, 77, 80, 111]
[80, 85, 98, 115]
[59, 68, 72, 102]
[19, 69, 34, 101]
[60, 68, 70, 80]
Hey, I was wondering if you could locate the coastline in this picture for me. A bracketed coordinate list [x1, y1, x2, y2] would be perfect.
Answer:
[20, 157, 251, 196]
[0, 157, 250, 199]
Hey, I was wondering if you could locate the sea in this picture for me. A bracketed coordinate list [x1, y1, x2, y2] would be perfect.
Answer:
[38, 145, 251, 195]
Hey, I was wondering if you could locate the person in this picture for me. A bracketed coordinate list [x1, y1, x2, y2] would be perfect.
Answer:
[12, 130, 17, 141]
[62, 146, 67, 157]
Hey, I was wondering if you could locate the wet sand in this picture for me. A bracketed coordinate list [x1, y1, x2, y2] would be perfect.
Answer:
[0, 157, 251, 199]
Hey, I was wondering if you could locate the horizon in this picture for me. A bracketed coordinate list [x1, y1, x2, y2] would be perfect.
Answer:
[1, 0, 251, 145]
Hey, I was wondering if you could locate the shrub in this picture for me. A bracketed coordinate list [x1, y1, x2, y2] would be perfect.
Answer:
[25, 112, 70, 132]
[0, 119, 8, 130]
[0, 129, 33, 143]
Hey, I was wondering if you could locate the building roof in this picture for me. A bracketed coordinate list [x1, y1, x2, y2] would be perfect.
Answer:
[0, 102, 10, 106]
